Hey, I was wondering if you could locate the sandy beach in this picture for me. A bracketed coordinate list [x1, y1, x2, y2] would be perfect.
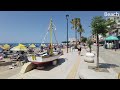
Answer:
[0, 58, 13, 72]
[0, 48, 68, 79]
[0, 58, 22, 78]
[0, 47, 70, 72]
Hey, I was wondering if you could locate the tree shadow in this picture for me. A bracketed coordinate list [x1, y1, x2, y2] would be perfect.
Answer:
[36, 58, 67, 71]
[88, 63, 119, 72]
[0, 60, 17, 66]
[0, 61, 16, 66]
[99, 63, 119, 69]
[80, 55, 84, 56]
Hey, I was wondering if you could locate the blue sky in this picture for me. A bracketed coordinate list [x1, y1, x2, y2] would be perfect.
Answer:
[0, 11, 119, 43]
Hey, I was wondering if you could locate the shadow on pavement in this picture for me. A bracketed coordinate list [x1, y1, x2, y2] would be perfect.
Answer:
[0, 61, 16, 66]
[40, 58, 66, 71]
[99, 63, 119, 69]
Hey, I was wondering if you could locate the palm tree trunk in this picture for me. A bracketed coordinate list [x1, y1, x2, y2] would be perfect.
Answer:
[75, 28, 77, 48]
[96, 33, 99, 68]
[80, 32, 82, 42]
[89, 45, 91, 53]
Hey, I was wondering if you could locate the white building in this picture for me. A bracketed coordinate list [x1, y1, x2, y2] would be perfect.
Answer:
[107, 16, 120, 36]
[90, 34, 104, 43]
[69, 38, 76, 42]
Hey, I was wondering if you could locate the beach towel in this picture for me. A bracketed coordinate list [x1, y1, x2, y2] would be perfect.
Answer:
[0, 56, 3, 60]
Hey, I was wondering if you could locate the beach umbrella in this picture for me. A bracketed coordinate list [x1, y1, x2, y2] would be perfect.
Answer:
[41, 44, 47, 47]
[10, 44, 28, 51]
[41, 44, 45, 47]
[29, 44, 36, 48]
[44, 44, 47, 47]
[18, 43, 26, 47]
[3, 44, 10, 50]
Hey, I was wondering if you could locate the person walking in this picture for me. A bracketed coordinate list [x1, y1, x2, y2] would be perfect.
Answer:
[70, 44, 73, 52]
[77, 42, 81, 55]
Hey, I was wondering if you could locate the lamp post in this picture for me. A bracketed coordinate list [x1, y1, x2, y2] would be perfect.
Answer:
[66, 14, 69, 53]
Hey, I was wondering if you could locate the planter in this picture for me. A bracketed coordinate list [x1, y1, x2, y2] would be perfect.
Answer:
[84, 52, 95, 63]
[86, 52, 95, 58]
[86, 48, 90, 52]
[75, 49, 78, 52]
[84, 56, 94, 63]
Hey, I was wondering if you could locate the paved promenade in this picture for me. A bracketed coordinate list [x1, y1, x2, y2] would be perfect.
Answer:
[0, 67, 21, 79]
[92, 46, 120, 74]
[78, 48, 117, 79]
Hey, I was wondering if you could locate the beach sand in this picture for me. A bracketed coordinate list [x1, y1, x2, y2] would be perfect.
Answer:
[0, 58, 13, 72]
[0, 48, 70, 79]
[0, 58, 22, 79]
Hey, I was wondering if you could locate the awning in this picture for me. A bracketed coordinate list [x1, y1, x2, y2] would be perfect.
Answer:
[117, 36, 120, 40]
[105, 36, 119, 41]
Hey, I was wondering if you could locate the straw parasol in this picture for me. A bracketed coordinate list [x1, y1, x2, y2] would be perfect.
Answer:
[3, 44, 10, 50]
[41, 44, 47, 47]
[10, 43, 28, 51]
[29, 44, 36, 48]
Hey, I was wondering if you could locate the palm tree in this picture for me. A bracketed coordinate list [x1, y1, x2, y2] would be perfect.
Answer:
[71, 18, 80, 47]
[77, 24, 84, 42]
[81, 36, 87, 43]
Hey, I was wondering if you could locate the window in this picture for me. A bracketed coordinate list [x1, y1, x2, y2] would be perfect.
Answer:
[118, 20, 120, 23]
[117, 17, 120, 19]
[114, 17, 116, 20]
[118, 24, 120, 26]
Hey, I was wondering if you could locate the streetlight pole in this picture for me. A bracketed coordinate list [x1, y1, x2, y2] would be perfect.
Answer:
[66, 14, 69, 53]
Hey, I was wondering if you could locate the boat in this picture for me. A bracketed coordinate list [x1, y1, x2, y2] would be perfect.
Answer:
[27, 18, 62, 65]
[27, 52, 62, 64]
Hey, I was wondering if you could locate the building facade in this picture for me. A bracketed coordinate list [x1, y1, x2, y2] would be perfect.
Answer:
[106, 16, 120, 37]
[106, 16, 120, 48]
[90, 34, 104, 43]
